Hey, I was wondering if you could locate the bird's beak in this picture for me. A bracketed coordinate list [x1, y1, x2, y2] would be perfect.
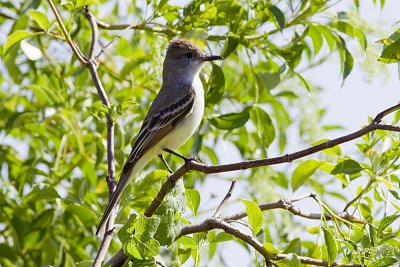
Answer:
[201, 55, 223, 61]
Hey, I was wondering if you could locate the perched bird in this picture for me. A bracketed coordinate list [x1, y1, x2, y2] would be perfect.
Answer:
[96, 39, 222, 235]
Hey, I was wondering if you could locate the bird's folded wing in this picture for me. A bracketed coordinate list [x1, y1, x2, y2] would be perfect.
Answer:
[125, 86, 196, 167]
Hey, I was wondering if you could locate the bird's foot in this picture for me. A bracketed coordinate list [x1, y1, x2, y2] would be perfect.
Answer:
[186, 156, 202, 164]
[162, 147, 202, 165]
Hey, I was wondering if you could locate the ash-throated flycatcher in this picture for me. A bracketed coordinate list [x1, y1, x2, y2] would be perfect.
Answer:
[96, 39, 222, 235]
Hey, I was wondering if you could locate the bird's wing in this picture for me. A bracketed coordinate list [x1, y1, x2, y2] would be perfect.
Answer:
[123, 85, 195, 172]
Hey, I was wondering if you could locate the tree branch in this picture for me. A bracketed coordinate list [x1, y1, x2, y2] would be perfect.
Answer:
[144, 104, 400, 217]
[46, 0, 87, 65]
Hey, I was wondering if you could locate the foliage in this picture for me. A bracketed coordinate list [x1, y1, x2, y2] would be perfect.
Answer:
[0, 0, 399, 266]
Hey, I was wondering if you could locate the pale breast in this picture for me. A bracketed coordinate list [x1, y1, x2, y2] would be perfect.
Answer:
[162, 74, 204, 150]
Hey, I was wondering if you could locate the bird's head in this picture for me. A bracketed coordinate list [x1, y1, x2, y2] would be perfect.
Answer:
[164, 39, 222, 83]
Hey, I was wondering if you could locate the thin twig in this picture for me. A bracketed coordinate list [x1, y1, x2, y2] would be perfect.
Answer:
[289, 192, 316, 202]
[84, 8, 98, 60]
[46, 0, 87, 64]
[212, 180, 237, 218]
[343, 178, 374, 212]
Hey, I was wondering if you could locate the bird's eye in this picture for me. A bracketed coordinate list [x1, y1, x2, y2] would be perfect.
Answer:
[185, 52, 193, 58]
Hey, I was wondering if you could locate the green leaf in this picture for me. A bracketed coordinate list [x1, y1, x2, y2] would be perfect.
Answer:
[333, 21, 355, 38]
[3, 30, 38, 56]
[315, 25, 336, 51]
[283, 238, 301, 255]
[240, 198, 264, 235]
[209, 106, 251, 130]
[337, 37, 354, 84]
[250, 106, 276, 148]
[307, 226, 320, 234]
[342, 49, 354, 84]
[211, 232, 233, 243]
[177, 248, 191, 265]
[268, 5, 285, 30]
[331, 159, 363, 175]
[354, 28, 367, 51]
[66, 203, 97, 224]
[118, 214, 161, 259]
[153, 209, 180, 246]
[273, 253, 300, 267]
[293, 71, 311, 92]
[136, 169, 169, 193]
[291, 159, 323, 191]
[308, 24, 323, 55]
[379, 38, 400, 64]
[257, 71, 281, 90]
[155, 179, 186, 214]
[186, 188, 200, 215]
[221, 37, 239, 58]
[28, 11, 50, 30]
[131, 258, 157, 267]
[72, 178, 87, 203]
[74, 0, 99, 9]
[377, 214, 400, 237]
[307, 244, 322, 259]
[389, 190, 400, 200]
[60, 0, 75, 10]
[22, 183, 60, 203]
[367, 223, 377, 247]
[263, 242, 279, 254]
[323, 227, 337, 263]
[206, 63, 225, 105]
[0, 244, 18, 262]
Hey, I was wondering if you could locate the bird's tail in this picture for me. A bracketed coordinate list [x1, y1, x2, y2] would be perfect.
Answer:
[95, 171, 131, 236]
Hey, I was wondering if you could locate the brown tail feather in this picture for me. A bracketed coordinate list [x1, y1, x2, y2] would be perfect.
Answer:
[95, 173, 130, 236]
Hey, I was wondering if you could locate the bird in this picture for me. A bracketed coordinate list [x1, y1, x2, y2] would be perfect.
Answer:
[96, 39, 223, 235]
